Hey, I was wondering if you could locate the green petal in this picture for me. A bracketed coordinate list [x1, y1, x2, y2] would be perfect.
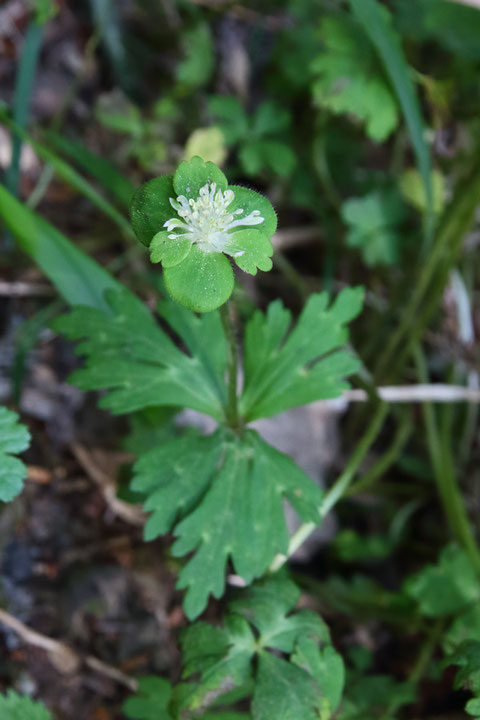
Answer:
[130, 176, 175, 247]
[228, 185, 277, 239]
[173, 156, 228, 200]
[164, 245, 234, 312]
[223, 229, 273, 275]
[150, 230, 193, 268]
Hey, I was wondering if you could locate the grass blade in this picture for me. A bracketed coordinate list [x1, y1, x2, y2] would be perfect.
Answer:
[0, 183, 123, 310]
[0, 109, 133, 237]
[349, 0, 434, 245]
[45, 131, 134, 208]
[5, 22, 43, 198]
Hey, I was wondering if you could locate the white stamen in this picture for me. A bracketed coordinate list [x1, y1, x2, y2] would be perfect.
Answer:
[163, 182, 264, 252]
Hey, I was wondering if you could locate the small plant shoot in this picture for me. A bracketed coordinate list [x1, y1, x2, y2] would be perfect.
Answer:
[1, 2, 479, 719]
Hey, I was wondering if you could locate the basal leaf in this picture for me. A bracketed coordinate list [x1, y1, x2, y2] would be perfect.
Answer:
[133, 430, 322, 619]
[123, 677, 173, 720]
[177, 576, 339, 718]
[240, 288, 363, 422]
[252, 653, 323, 720]
[0, 691, 52, 720]
[311, 15, 398, 142]
[230, 575, 330, 654]
[292, 638, 345, 714]
[342, 190, 405, 266]
[175, 615, 255, 714]
[54, 289, 227, 420]
[404, 544, 480, 617]
[0, 407, 30, 503]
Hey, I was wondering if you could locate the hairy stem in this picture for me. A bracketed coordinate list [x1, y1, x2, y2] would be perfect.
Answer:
[269, 401, 389, 571]
[414, 344, 480, 574]
[220, 302, 240, 430]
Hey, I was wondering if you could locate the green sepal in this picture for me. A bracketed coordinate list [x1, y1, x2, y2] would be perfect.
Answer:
[228, 185, 277, 239]
[224, 229, 273, 275]
[173, 155, 228, 200]
[150, 230, 193, 268]
[130, 175, 175, 247]
[164, 245, 234, 313]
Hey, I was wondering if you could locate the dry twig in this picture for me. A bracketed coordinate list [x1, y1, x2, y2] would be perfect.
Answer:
[0, 608, 138, 691]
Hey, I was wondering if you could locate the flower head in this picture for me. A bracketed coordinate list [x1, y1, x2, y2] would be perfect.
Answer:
[164, 182, 264, 252]
[130, 157, 277, 312]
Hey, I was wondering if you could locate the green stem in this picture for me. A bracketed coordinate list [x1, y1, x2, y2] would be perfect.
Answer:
[374, 157, 480, 382]
[269, 401, 389, 571]
[414, 344, 480, 574]
[220, 302, 240, 431]
[347, 410, 413, 496]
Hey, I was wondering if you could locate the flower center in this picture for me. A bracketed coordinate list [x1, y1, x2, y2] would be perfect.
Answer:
[163, 182, 264, 252]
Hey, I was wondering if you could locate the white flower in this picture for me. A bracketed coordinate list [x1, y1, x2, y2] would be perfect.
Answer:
[164, 182, 264, 253]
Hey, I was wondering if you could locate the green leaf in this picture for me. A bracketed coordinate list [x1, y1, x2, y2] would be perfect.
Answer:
[240, 288, 363, 421]
[311, 15, 398, 142]
[393, 0, 480, 61]
[132, 431, 224, 541]
[404, 544, 480, 617]
[177, 23, 214, 90]
[134, 430, 322, 618]
[292, 639, 345, 715]
[223, 229, 273, 275]
[444, 604, 480, 654]
[466, 697, 480, 717]
[164, 245, 235, 313]
[208, 96, 249, 145]
[340, 674, 415, 719]
[239, 141, 295, 178]
[176, 615, 255, 713]
[342, 190, 405, 266]
[130, 175, 175, 248]
[0, 184, 123, 311]
[399, 168, 445, 215]
[449, 641, 480, 695]
[252, 102, 291, 136]
[0, 407, 30, 502]
[0, 691, 52, 720]
[150, 230, 193, 267]
[253, 652, 323, 720]
[238, 143, 264, 177]
[260, 141, 296, 176]
[54, 290, 227, 419]
[123, 677, 173, 720]
[349, 0, 433, 243]
[173, 156, 228, 200]
[177, 576, 338, 717]
[230, 575, 329, 653]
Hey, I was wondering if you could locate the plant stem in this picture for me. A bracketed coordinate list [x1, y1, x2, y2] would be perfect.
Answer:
[414, 344, 480, 574]
[269, 401, 389, 571]
[347, 409, 413, 496]
[220, 302, 240, 430]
